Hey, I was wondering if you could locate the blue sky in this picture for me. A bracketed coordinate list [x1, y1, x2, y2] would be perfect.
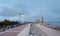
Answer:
[0, 0, 60, 22]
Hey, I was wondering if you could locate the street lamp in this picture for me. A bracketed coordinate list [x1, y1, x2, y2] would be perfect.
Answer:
[19, 13, 25, 23]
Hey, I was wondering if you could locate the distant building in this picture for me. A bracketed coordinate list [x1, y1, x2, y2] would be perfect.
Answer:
[35, 18, 40, 23]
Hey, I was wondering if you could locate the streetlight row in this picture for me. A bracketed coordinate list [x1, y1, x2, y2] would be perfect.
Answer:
[19, 13, 30, 23]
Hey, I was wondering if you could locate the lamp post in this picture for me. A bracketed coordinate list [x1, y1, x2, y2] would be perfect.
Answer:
[19, 13, 24, 23]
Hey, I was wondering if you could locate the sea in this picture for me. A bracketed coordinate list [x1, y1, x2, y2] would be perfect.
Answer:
[48, 22, 60, 27]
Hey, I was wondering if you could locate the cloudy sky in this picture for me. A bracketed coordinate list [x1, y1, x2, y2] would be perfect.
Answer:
[0, 0, 60, 22]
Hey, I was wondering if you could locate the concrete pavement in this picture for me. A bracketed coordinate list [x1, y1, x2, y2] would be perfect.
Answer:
[0, 23, 60, 36]
[29, 24, 42, 36]
[29, 23, 60, 36]
[17, 24, 31, 36]
[36, 23, 60, 36]
[0, 24, 28, 36]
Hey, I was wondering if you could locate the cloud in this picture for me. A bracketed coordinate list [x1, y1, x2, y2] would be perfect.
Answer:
[0, 7, 18, 17]
[0, 0, 60, 22]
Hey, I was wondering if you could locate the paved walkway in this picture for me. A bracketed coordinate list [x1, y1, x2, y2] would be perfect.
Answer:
[36, 23, 60, 36]
[0, 24, 27, 36]
[0, 23, 60, 36]
[29, 24, 42, 36]
[29, 23, 60, 36]
[17, 24, 31, 36]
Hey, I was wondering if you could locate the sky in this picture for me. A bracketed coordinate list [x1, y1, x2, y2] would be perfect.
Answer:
[0, 0, 60, 22]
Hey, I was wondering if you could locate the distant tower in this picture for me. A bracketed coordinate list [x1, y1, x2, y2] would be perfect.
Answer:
[42, 16, 44, 25]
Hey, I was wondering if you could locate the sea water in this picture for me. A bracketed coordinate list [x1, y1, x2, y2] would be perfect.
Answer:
[48, 22, 60, 27]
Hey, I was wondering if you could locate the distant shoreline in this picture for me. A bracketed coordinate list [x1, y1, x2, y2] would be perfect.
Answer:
[44, 24, 60, 31]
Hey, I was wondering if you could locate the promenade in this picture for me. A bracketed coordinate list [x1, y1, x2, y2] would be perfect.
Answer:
[29, 23, 60, 36]
[0, 23, 60, 36]
[36, 23, 60, 36]
[0, 24, 30, 36]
